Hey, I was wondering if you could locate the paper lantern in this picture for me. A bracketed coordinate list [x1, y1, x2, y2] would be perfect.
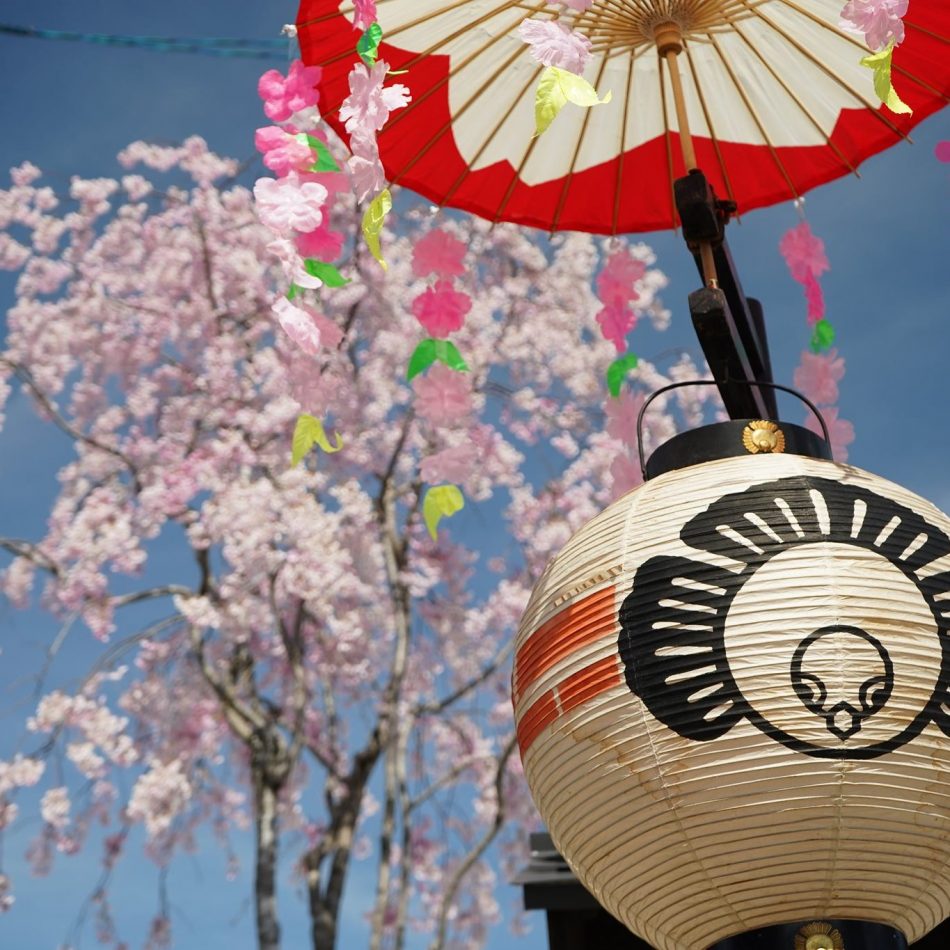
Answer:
[513, 429, 950, 950]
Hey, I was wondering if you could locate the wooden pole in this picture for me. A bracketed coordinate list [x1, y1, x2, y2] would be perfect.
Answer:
[654, 22, 718, 289]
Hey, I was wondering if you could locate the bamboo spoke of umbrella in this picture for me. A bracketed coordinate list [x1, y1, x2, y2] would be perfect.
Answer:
[727, 17, 860, 180]
[733, 0, 913, 143]
[774, 0, 950, 101]
[385, 36, 529, 187]
[705, 29, 800, 201]
[681, 39, 738, 207]
[437, 63, 544, 212]
[611, 47, 637, 236]
[550, 54, 613, 233]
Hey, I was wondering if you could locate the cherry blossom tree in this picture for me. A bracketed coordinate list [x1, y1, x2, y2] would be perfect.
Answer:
[0, 133, 704, 950]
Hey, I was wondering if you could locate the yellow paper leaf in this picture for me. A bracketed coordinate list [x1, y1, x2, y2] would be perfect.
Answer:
[361, 188, 393, 271]
[291, 413, 344, 467]
[534, 66, 611, 137]
[859, 44, 912, 116]
[423, 484, 465, 540]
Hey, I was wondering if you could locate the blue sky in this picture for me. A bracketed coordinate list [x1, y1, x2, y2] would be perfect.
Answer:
[0, 1, 948, 948]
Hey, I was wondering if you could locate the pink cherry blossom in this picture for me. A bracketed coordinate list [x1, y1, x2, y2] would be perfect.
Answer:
[794, 349, 846, 406]
[411, 280, 472, 338]
[518, 19, 592, 75]
[253, 175, 328, 233]
[806, 406, 855, 461]
[412, 229, 468, 278]
[420, 442, 479, 485]
[353, 0, 378, 30]
[258, 60, 323, 122]
[595, 302, 635, 353]
[840, 0, 908, 51]
[935, 141, 950, 163]
[254, 126, 315, 178]
[779, 220, 829, 282]
[413, 364, 474, 425]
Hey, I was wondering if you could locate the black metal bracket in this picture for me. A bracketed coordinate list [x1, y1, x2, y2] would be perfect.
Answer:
[675, 170, 778, 421]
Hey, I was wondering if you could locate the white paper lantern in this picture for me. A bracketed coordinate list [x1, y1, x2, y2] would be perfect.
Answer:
[513, 451, 950, 949]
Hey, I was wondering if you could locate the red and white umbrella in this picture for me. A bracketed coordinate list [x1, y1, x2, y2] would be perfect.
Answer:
[297, 0, 948, 234]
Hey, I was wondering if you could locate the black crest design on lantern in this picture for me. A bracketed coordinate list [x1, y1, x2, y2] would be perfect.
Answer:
[618, 476, 950, 759]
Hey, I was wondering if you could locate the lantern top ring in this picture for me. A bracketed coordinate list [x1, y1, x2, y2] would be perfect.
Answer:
[636, 378, 831, 478]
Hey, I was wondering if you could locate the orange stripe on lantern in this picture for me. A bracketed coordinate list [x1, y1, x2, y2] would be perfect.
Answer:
[558, 654, 623, 714]
[513, 585, 617, 703]
[516, 655, 624, 757]
[516, 689, 559, 755]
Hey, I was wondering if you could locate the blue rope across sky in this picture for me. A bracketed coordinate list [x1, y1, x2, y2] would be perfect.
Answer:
[0, 23, 291, 59]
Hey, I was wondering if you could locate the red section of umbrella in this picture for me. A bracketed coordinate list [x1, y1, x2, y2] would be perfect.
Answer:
[297, 1, 948, 234]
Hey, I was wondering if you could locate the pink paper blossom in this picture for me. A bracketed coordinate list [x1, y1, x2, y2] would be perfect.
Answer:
[267, 237, 323, 290]
[596, 249, 645, 307]
[253, 175, 328, 233]
[420, 442, 478, 484]
[840, 0, 908, 51]
[412, 229, 468, 278]
[296, 221, 345, 265]
[272, 298, 343, 354]
[411, 280, 472, 338]
[779, 220, 829, 282]
[596, 302, 635, 353]
[340, 62, 411, 139]
[935, 141, 950, 163]
[518, 19, 592, 75]
[254, 127, 315, 178]
[802, 271, 825, 324]
[806, 406, 855, 461]
[258, 61, 323, 122]
[353, 0, 378, 30]
[413, 364, 473, 425]
[794, 349, 846, 406]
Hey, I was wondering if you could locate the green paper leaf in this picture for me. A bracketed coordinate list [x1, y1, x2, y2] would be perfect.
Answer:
[407, 339, 470, 380]
[809, 319, 836, 353]
[606, 353, 639, 398]
[407, 340, 438, 380]
[534, 66, 612, 137]
[303, 259, 350, 287]
[286, 283, 302, 300]
[291, 414, 344, 467]
[423, 484, 465, 540]
[859, 43, 913, 116]
[295, 133, 341, 173]
[433, 340, 469, 373]
[357, 22, 383, 67]
[362, 189, 392, 270]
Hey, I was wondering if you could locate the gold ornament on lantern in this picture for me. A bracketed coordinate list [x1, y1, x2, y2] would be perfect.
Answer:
[513, 453, 950, 950]
[795, 921, 845, 950]
[742, 419, 786, 453]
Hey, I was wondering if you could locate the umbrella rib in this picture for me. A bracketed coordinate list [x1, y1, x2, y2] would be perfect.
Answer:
[733, 0, 912, 143]
[681, 40, 737, 208]
[774, 0, 949, 102]
[385, 41, 530, 188]
[903, 18, 950, 45]
[611, 48, 636, 236]
[658, 52, 679, 232]
[706, 31, 799, 200]
[728, 19, 860, 180]
[438, 65, 545, 214]
[550, 54, 612, 233]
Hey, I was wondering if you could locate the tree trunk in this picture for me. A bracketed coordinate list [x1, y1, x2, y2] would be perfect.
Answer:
[254, 778, 282, 950]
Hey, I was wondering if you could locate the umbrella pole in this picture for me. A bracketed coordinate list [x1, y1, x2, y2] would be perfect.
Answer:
[654, 24, 718, 290]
